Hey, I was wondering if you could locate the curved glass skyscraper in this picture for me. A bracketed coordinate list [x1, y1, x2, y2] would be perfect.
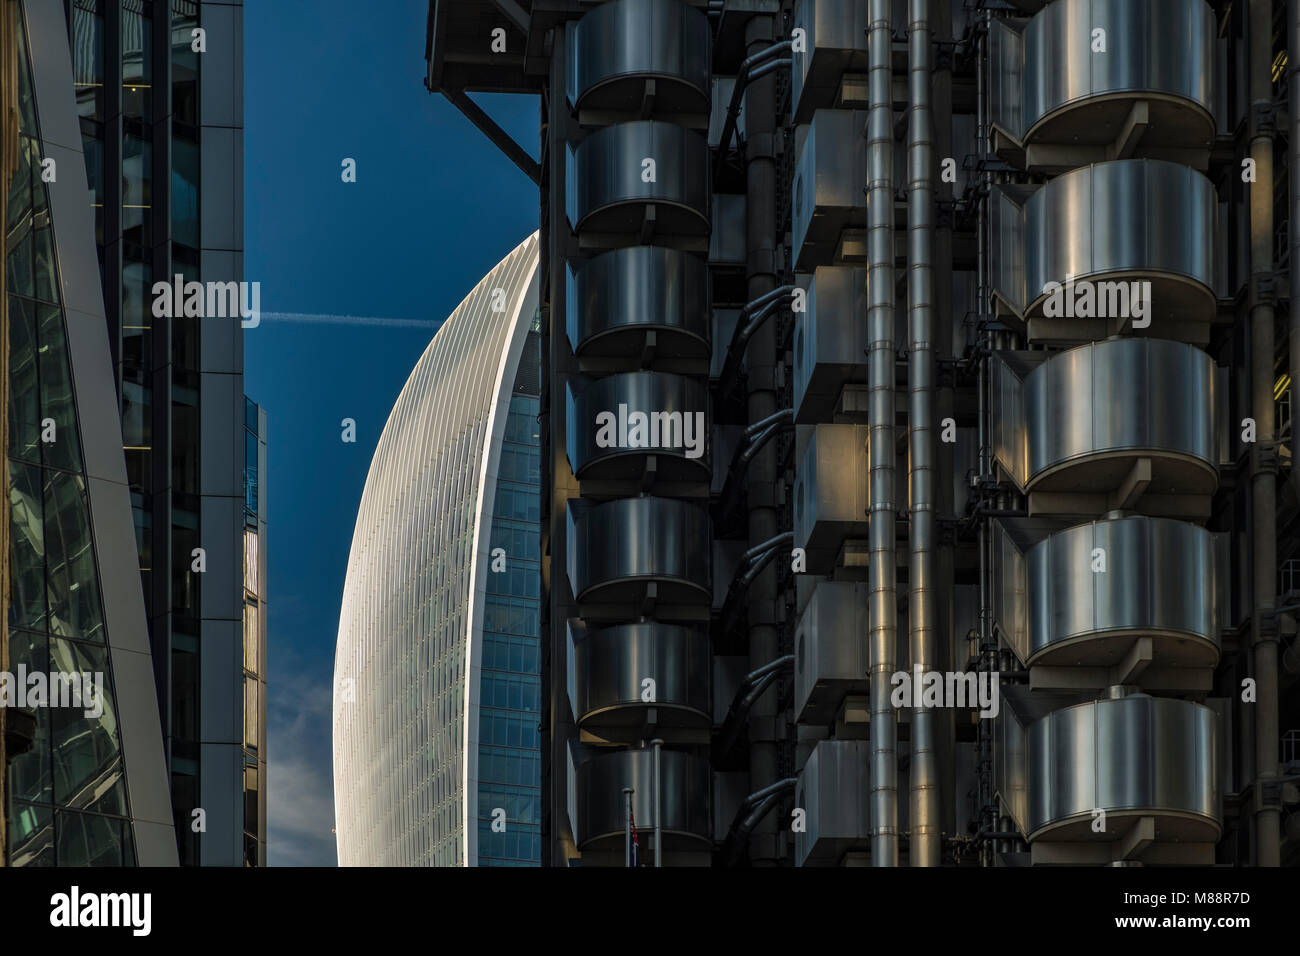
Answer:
[333, 234, 542, 866]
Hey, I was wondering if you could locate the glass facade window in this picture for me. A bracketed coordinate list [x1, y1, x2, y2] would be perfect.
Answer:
[476, 387, 541, 866]
[241, 399, 265, 865]
[71, 0, 105, 121]
[171, 0, 199, 127]
[171, 134, 199, 250]
[121, 134, 151, 250]
[5, 10, 136, 865]
[121, 0, 151, 121]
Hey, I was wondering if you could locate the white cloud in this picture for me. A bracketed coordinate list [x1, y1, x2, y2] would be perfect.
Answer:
[267, 664, 338, 866]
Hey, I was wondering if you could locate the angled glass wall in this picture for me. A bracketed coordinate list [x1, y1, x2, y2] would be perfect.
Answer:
[5, 1, 135, 866]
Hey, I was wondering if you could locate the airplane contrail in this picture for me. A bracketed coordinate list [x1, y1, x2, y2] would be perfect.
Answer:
[258, 311, 444, 330]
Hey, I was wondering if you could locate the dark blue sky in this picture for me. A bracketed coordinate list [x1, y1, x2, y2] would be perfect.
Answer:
[244, 0, 539, 865]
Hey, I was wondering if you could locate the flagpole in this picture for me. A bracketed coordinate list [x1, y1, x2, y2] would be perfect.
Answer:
[652, 738, 664, 867]
[623, 787, 634, 867]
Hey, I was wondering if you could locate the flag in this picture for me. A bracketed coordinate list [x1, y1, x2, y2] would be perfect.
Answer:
[629, 803, 640, 867]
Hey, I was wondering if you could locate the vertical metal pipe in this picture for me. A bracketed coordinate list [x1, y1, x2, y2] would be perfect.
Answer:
[931, 0, 958, 851]
[0, 0, 14, 867]
[867, 0, 899, 866]
[1291, 0, 1300, 500]
[741, 11, 780, 867]
[1249, 0, 1281, 867]
[975, 7, 995, 867]
[907, 0, 939, 867]
[624, 787, 633, 866]
[651, 739, 663, 867]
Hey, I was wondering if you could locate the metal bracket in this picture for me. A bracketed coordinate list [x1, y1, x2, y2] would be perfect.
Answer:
[934, 38, 958, 72]
[1252, 271, 1276, 305]
[935, 199, 958, 229]
[1254, 440, 1280, 475]
[1253, 98, 1279, 135]
[1258, 778, 1284, 811]
[1257, 605, 1281, 641]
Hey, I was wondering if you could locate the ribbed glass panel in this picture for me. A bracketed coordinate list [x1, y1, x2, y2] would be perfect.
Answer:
[332, 235, 539, 866]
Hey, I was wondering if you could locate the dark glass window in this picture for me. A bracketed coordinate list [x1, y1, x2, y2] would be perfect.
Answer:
[171, 515, 199, 617]
[121, 1, 152, 121]
[172, 394, 199, 494]
[244, 427, 258, 515]
[172, 135, 199, 249]
[171, 0, 200, 127]
[243, 760, 259, 851]
[72, 0, 105, 121]
[81, 132, 105, 245]
[121, 258, 153, 385]
[243, 676, 259, 752]
[171, 771, 199, 866]
[121, 134, 152, 248]
[7, 803, 54, 866]
[5, 0, 135, 868]
[171, 646, 198, 740]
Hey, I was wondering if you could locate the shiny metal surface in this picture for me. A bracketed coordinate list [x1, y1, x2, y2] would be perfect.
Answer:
[566, 0, 712, 116]
[790, 0, 869, 123]
[566, 246, 711, 359]
[569, 621, 711, 730]
[989, 352, 1034, 492]
[1021, 160, 1215, 325]
[1025, 696, 1220, 840]
[566, 371, 711, 481]
[907, 0, 939, 866]
[793, 266, 868, 422]
[1025, 517, 1220, 666]
[1020, 0, 1215, 145]
[710, 193, 746, 265]
[567, 496, 712, 605]
[991, 521, 1029, 665]
[794, 581, 870, 723]
[793, 424, 869, 573]
[791, 109, 868, 270]
[996, 707, 1030, 837]
[566, 121, 711, 237]
[795, 739, 873, 866]
[994, 339, 1217, 494]
[867, 0, 899, 866]
[575, 747, 711, 848]
[988, 18, 1024, 144]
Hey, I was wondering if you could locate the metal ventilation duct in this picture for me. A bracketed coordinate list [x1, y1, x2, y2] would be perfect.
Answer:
[794, 581, 870, 723]
[789, 0, 869, 124]
[792, 266, 869, 422]
[791, 109, 868, 270]
[792, 424, 869, 573]
[795, 739, 874, 866]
